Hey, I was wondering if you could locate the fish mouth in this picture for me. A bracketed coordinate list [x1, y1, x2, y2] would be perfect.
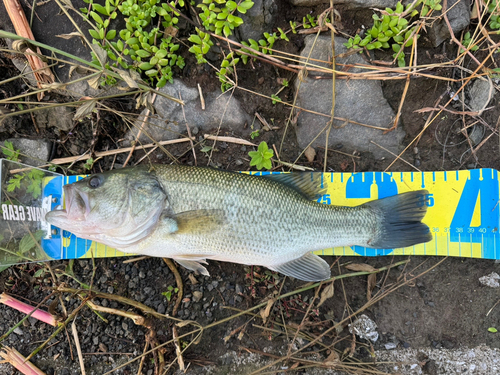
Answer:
[65, 185, 90, 220]
[45, 185, 90, 224]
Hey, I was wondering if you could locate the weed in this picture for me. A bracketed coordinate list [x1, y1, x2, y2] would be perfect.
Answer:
[162, 285, 179, 301]
[344, 0, 442, 67]
[248, 141, 273, 170]
[250, 129, 260, 139]
[81, 0, 185, 88]
[460, 31, 479, 53]
[2, 141, 20, 162]
[83, 157, 95, 171]
[7, 169, 45, 199]
[488, 0, 500, 31]
[197, 0, 254, 37]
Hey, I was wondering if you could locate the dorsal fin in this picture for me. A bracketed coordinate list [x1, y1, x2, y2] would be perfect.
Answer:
[261, 172, 327, 200]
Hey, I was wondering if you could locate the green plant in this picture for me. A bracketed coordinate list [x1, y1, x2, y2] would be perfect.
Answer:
[7, 169, 45, 199]
[2, 141, 20, 162]
[250, 129, 260, 139]
[83, 157, 95, 171]
[197, 0, 254, 37]
[488, 0, 500, 31]
[344, 0, 442, 67]
[460, 31, 479, 53]
[188, 28, 214, 64]
[248, 141, 273, 170]
[217, 52, 239, 92]
[270, 94, 281, 104]
[162, 285, 179, 301]
[81, 0, 185, 88]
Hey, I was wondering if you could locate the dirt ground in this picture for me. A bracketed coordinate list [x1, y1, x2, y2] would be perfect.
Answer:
[1, 0, 500, 374]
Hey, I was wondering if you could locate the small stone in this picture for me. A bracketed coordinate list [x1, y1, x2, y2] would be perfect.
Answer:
[193, 291, 203, 302]
[122, 322, 128, 332]
[192, 126, 199, 135]
[304, 146, 316, 163]
[13, 327, 23, 335]
[384, 342, 397, 350]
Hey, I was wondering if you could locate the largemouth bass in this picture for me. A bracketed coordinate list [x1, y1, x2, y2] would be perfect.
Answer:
[45, 165, 432, 281]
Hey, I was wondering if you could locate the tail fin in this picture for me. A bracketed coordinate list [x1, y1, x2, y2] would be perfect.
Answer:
[363, 190, 432, 249]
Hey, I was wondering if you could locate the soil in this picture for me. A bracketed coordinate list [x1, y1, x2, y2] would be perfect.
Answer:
[1, 1, 500, 374]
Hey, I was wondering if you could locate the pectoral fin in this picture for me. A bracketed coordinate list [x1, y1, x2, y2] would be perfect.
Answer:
[161, 209, 225, 235]
[270, 253, 331, 282]
[174, 258, 210, 276]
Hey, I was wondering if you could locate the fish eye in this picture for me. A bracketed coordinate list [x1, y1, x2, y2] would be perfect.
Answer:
[88, 175, 102, 189]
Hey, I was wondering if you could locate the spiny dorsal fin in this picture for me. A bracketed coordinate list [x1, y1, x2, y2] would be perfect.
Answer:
[261, 172, 326, 200]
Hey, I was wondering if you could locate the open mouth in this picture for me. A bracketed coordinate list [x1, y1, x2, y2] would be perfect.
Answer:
[64, 185, 90, 220]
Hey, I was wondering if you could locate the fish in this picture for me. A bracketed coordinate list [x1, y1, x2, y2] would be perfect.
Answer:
[45, 165, 432, 282]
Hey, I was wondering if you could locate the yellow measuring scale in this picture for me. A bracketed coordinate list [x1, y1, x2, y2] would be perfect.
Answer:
[57, 169, 499, 261]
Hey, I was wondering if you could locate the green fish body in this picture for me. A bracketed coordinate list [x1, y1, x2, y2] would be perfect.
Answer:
[46, 165, 432, 281]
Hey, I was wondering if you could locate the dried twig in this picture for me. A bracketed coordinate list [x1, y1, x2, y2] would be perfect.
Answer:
[71, 321, 86, 375]
[3, 0, 55, 99]
[163, 258, 184, 317]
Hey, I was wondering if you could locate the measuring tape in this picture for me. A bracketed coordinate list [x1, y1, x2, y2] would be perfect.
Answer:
[40, 169, 499, 261]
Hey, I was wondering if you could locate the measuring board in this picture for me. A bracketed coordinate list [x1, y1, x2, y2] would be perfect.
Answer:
[0, 162, 498, 266]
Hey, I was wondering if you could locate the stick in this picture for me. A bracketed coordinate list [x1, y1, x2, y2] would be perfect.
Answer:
[203, 134, 256, 146]
[3, 0, 55, 99]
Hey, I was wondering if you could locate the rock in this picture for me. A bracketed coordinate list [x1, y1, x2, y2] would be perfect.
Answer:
[469, 78, 494, 114]
[289, 0, 398, 8]
[237, 0, 278, 42]
[6, 138, 51, 166]
[427, 0, 470, 47]
[126, 79, 251, 144]
[294, 36, 405, 159]
[192, 291, 203, 302]
[34, 106, 74, 132]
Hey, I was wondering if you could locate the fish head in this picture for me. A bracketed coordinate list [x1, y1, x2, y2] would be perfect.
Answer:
[46, 167, 166, 247]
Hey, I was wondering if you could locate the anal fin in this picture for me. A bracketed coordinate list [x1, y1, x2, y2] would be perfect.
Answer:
[270, 253, 331, 282]
[174, 258, 210, 276]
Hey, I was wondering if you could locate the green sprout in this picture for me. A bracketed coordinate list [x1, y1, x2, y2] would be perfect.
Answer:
[460, 31, 479, 53]
[83, 157, 95, 171]
[248, 141, 273, 170]
[250, 129, 260, 139]
[162, 285, 179, 302]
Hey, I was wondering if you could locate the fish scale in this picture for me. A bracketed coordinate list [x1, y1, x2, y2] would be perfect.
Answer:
[45, 165, 432, 281]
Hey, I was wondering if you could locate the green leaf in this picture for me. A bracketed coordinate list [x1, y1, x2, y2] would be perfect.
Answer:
[188, 34, 202, 44]
[139, 62, 154, 70]
[90, 11, 104, 25]
[488, 327, 498, 333]
[93, 3, 109, 15]
[136, 49, 151, 58]
[89, 29, 101, 39]
[239, 0, 254, 10]
[106, 29, 117, 40]
[223, 25, 231, 37]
